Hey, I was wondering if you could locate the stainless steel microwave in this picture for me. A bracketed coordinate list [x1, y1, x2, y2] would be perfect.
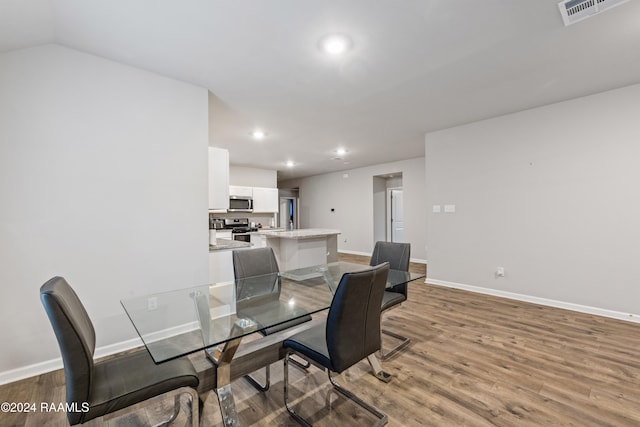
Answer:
[228, 195, 253, 212]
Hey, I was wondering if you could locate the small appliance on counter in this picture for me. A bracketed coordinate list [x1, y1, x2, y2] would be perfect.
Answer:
[209, 216, 222, 246]
[210, 217, 225, 230]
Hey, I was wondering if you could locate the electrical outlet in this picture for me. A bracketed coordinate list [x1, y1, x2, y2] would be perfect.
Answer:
[147, 297, 158, 311]
[496, 267, 505, 277]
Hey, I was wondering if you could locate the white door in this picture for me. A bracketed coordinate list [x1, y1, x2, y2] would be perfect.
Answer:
[391, 189, 404, 242]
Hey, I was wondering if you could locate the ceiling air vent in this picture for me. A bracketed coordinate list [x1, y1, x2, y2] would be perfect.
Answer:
[558, 0, 629, 26]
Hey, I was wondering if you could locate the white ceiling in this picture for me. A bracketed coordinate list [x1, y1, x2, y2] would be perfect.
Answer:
[2, 0, 640, 180]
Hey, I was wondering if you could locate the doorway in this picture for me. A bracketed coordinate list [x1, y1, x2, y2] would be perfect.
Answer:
[278, 188, 299, 230]
[372, 173, 403, 243]
[388, 188, 404, 242]
[279, 197, 298, 230]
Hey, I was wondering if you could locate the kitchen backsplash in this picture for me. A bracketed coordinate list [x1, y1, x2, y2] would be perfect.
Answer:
[209, 212, 277, 228]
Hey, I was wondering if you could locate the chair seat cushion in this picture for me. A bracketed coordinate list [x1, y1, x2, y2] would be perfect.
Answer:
[283, 321, 331, 369]
[87, 350, 199, 421]
[381, 290, 406, 311]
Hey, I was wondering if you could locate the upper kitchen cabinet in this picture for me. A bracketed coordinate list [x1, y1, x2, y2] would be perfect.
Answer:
[228, 166, 278, 212]
[252, 187, 279, 213]
[208, 147, 229, 210]
[228, 185, 253, 198]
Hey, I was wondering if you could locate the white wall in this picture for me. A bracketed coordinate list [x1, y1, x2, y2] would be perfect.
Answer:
[0, 45, 209, 381]
[425, 83, 640, 319]
[230, 165, 277, 188]
[280, 158, 427, 261]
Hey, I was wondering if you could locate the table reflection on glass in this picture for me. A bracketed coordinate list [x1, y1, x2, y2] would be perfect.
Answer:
[121, 261, 424, 427]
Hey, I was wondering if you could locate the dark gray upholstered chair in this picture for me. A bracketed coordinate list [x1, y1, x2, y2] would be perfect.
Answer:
[232, 247, 312, 391]
[282, 262, 390, 427]
[40, 276, 199, 426]
[370, 241, 411, 359]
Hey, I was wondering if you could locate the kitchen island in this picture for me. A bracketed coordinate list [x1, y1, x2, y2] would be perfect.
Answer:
[261, 228, 341, 275]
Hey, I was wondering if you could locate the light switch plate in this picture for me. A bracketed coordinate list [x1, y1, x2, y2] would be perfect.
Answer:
[432, 205, 441, 213]
[444, 204, 456, 213]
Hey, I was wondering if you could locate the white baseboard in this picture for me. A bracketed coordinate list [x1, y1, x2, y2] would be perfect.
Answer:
[0, 337, 143, 386]
[0, 319, 204, 386]
[427, 277, 640, 324]
[338, 250, 427, 265]
[0, 358, 63, 387]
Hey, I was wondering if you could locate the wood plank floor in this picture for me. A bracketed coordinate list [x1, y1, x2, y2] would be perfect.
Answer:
[2, 254, 639, 426]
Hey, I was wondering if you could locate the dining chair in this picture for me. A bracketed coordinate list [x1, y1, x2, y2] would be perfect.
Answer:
[282, 262, 390, 427]
[40, 276, 200, 426]
[370, 241, 411, 360]
[232, 247, 312, 391]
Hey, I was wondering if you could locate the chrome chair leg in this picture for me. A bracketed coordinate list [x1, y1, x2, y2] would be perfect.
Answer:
[379, 328, 411, 360]
[152, 387, 199, 427]
[155, 395, 181, 426]
[284, 351, 388, 427]
[327, 371, 388, 427]
[244, 364, 270, 392]
[289, 354, 311, 370]
[283, 354, 312, 427]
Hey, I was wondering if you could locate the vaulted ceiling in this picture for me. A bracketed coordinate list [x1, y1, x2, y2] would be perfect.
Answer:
[2, 0, 640, 180]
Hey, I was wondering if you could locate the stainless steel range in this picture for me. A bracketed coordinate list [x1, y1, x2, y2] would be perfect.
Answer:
[223, 218, 258, 242]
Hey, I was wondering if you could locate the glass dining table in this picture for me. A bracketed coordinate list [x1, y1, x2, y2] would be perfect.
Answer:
[121, 261, 425, 427]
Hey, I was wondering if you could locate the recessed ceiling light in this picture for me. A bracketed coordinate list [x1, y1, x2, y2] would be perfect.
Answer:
[320, 34, 351, 55]
[251, 129, 266, 140]
[286, 160, 294, 167]
[336, 148, 347, 156]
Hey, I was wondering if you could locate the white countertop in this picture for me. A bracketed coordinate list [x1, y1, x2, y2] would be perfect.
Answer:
[261, 228, 341, 239]
[209, 238, 252, 251]
[255, 227, 285, 233]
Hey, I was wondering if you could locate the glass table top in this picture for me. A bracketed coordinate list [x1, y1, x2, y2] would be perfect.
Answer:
[121, 261, 425, 363]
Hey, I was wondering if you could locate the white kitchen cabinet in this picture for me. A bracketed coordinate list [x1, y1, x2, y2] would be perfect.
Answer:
[228, 185, 253, 197]
[208, 147, 229, 210]
[252, 187, 279, 213]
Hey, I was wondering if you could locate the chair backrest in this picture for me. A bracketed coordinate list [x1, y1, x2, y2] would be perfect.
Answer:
[326, 262, 389, 373]
[233, 247, 280, 279]
[40, 276, 95, 425]
[369, 241, 410, 271]
[233, 248, 281, 301]
[370, 241, 410, 297]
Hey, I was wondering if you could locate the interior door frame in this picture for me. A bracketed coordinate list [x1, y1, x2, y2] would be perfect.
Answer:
[386, 187, 403, 242]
